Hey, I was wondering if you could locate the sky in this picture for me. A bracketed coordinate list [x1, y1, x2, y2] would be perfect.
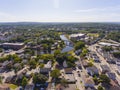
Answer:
[0, 0, 120, 22]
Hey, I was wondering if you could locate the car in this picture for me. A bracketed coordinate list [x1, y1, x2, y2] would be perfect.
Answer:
[78, 74, 81, 77]
[77, 71, 80, 73]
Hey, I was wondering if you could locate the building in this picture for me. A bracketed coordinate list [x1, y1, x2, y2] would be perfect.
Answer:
[0, 84, 10, 90]
[2, 43, 24, 50]
[86, 66, 99, 76]
[65, 74, 76, 83]
[92, 56, 100, 62]
[40, 68, 51, 74]
[64, 68, 73, 74]
[82, 60, 88, 68]
[106, 72, 116, 80]
[83, 78, 95, 88]
[100, 65, 110, 73]
[109, 80, 120, 90]
[99, 42, 120, 47]
[69, 33, 85, 41]
[25, 84, 35, 90]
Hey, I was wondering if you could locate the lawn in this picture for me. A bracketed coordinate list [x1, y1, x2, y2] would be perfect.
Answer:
[88, 33, 99, 38]
[9, 84, 18, 90]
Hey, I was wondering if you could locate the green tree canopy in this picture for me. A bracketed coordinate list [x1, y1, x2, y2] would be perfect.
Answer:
[99, 74, 110, 84]
[74, 41, 85, 50]
[33, 74, 48, 84]
[50, 69, 61, 79]
[21, 77, 28, 87]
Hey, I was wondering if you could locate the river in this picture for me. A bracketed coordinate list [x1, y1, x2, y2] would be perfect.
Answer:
[60, 35, 74, 53]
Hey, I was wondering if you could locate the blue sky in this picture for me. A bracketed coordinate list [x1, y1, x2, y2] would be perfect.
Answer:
[0, 0, 120, 22]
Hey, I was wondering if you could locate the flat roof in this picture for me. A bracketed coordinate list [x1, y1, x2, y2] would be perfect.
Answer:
[99, 42, 120, 47]
[3, 43, 24, 45]
[70, 33, 85, 37]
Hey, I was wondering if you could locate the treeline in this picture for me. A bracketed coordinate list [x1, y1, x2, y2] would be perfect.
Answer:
[106, 31, 120, 42]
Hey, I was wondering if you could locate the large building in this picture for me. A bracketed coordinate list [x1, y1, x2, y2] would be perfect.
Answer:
[2, 43, 24, 50]
[69, 33, 85, 41]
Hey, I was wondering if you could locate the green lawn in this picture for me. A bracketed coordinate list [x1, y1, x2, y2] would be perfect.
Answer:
[9, 84, 18, 90]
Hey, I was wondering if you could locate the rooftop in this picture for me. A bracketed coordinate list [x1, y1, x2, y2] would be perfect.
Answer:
[3, 43, 24, 46]
[70, 33, 85, 38]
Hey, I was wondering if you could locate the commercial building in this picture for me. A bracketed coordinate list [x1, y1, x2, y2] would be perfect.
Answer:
[69, 33, 85, 41]
[2, 43, 24, 50]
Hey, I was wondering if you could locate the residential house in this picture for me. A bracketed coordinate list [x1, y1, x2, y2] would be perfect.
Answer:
[109, 80, 120, 90]
[64, 68, 76, 83]
[64, 68, 73, 74]
[100, 65, 110, 73]
[40, 68, 51, 74]
[63, 60, 68, 68]
[82, 60, 88, 68]
[86, 66, 99, 76]
[84, 78, 95, 88]
[65, 74, 76, 83]
[44, 61, 52, 68]
[106, 72, 116, 80]
[92, 56, 100, 62]
[25, 84, 35, 90]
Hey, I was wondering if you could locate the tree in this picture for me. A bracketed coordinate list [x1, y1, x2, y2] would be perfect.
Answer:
[97, 86, 104, 90]
[33, 74, 48, 84]
[74, 41, 85, 50]
[51, 69, 61, 79]
[113, 52, 120, 58]
[102, 46, 113, 52]
[99, 74, 110, 84]
[88, 62, 94, 67]
[0, 48, 3, 53]
[0, 76, 2, 84]
[22, 77, 28, 87]
[29, 59, 37, 69]
[93, 76, 99, 85]
[60, 78, 68, 87]
[54, 50, 61, 58]
[39, 54, 54, 63]
[55, 53, 67, 65]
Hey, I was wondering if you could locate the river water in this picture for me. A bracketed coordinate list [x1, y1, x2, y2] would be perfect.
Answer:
[60, 35, 74, 53]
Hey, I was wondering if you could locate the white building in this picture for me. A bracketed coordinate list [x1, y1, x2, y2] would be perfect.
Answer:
[69, 33, 85, 41]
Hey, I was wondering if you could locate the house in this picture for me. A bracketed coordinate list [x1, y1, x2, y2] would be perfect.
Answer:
[106, 59, 116, 64]
[106, 72, 116, 80]
[109, 80, 120, 90]
[63, 60, 68, 68]
[0, 84, 10, 90]
[75, 49, 82, 56]
[92, 56, 100, 62]
[84, 78, 95, 88]
[86, 66, 99, 76]
[65, 74, 76, 83]
[40, 68, 51, 74]
[39, 59, 44, 63]
[82, 60, 88, 68]
[44, 61, 52, 68]
[64, 68, 73, 74]
[25, 84, 35, 90]
[100, 65, 110, 73]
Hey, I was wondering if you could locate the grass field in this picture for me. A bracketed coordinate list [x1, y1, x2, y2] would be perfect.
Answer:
[9, 84, 18, 90]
